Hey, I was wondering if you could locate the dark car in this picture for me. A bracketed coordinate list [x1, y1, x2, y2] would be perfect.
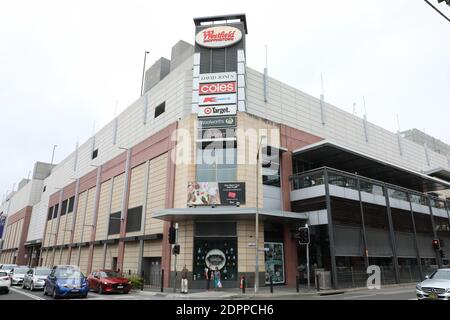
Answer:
[87, 270, 131, 294]
[44, 265, 89, 299]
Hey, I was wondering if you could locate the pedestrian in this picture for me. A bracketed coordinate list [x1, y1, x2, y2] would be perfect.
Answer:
[181, 265, 189, 294]
[204, 267, 211, 291]
[213, 267, 222, 290]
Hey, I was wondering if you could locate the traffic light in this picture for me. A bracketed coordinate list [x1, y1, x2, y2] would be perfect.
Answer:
[432, 239, 441, 250]
[298, 227, 310, 245]
[169, 226, 176, 244]
[172, 244, 180, 255]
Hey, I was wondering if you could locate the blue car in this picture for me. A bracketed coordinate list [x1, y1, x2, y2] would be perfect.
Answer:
[44, 265, 89, 299]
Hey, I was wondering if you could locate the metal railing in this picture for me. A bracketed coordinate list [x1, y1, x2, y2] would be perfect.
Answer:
[125, 269, 162, 289]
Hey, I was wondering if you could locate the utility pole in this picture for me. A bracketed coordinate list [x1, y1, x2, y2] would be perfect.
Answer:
[50, 145, 57, 165]
[255, 135, 266, 294]
[141, 51, 150, 96]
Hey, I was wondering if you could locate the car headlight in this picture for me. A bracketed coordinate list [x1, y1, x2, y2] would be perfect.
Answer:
[416, 284, 422, 291]
[104, 282, 108, 285]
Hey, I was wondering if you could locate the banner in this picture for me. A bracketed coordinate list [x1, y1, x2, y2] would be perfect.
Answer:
[187, 182, 246, 206]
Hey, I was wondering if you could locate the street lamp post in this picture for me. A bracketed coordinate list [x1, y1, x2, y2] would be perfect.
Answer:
[255, 135, 266, 294]
[141, 51, 150, 96]
[51, 145, 57, 165]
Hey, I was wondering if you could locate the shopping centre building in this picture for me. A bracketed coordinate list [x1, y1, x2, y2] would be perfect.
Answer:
[1, 14, 450, 289]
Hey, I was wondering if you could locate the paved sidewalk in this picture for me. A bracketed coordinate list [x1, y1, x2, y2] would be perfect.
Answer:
[134, 282, 416, 299]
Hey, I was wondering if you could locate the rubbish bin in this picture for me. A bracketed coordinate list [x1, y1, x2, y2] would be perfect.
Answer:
[315, 269, 332, 290]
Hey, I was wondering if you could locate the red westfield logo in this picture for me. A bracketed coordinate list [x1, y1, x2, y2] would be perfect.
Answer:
[227, 191, 237, 199]
[203, 30, 236, 43]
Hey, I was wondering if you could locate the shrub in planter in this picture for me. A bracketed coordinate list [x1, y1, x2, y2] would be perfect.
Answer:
[126, 275, 144, 290]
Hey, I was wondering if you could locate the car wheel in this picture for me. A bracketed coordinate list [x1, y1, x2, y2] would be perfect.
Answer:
[52, 288, 58, 299]
[98, 285, 103, 294]
[5, 288, 9, 294]
[43, 285, 48, 295]
[30, 282, 34, 291]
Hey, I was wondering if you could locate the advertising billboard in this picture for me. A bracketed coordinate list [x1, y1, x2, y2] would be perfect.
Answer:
[198, 116, 236, 128]
[198, 105, 237, 117]
[199, 82, 236, 95]
[198, 93, 237, 106]
[199, 72, 237, 84]
[187, 182, 245, 206]
[195, 26, 243, 48]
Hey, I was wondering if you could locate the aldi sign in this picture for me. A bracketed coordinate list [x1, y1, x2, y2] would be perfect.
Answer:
[199, 93, 237, 106]
[198, 105, 237, 117]
[199, 82, 236, 95]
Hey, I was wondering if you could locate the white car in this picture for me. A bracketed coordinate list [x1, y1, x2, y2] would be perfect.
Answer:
[0, 271, 11, 294]
[10, 266, 29, 286]
[416, 268, 450, 300]
[23, 267, 51, 291]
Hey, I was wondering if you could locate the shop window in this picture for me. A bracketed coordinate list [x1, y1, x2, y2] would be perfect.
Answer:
[67, 196, 75, 213]
[47, 207, 54, 221]
[92, 149, 98, 159]
[61, 199, 68, 216]
[108, 212, 121, 235]
[154, 102, 165, 118]
[262, 146, 280, 187]
[196, 141, 237, 182]
[125, 206, 142, 233]
[53, 204, 59, 219]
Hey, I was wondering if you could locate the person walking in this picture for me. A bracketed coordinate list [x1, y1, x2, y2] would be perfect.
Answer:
[204, 267, 211, 291]
[213, 267, 222, 290]
[181, 265, 189, 294]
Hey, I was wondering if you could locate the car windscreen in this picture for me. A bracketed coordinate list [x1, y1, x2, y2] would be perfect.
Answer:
[35, 269, 51, 276]
[100, 271, 121, 278]
[55, 268, 85, 279]
[430, 270, 450, 280]
[13, 268, 29, 274]
[1, 265, 16, 270]
[0, 272, 7, 277]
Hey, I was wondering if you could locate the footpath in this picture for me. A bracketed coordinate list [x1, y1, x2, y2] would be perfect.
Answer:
[134, 283, 416, 300]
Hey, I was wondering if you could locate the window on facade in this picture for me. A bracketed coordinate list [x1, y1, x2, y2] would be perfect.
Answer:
[154, 102, 165, 118]
[108, 212, 121, 235]
[53, 204, 59, 219]
[67, 196, 75, 213]
[262, 146, 280, 187]
[43, 186, 46, 193]
[196, 141, 237, 182]
[47, 207, 53, 221]
[92, 149, 98, 159]
[61, 199, 68, 216]
[125, 206, 142, 233]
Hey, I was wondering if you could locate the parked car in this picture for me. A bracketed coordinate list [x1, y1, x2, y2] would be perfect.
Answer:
[10, 266, 29, 286]
[22, 267, 52, 291]
[0, 271, 11, 294]
[416, 268, 450, 300]
[0, 264, 17, 275]
[44, 265, 89, 299]
[87, 269, 131, 294]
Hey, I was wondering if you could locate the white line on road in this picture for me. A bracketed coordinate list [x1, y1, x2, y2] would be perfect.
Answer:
[343, 294, 377, 300]
[10, 287, 45, 300]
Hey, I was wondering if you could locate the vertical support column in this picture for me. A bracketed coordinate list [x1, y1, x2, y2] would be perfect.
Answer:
[384, 186, 400, 284]
[51, 190, 64, 266]
[102, 243, 107, 269]
[427, 196, 442, 268]
[77, 193, 89, 266]
[67, 178, 80, 264]
[117, 148, 132, 272]
[323, 169, 338, 289]
[356, 179, 369, 269]
[138, 160, 151, 276]
[87, 166, 102, 274]
[408, 193, 424, 280]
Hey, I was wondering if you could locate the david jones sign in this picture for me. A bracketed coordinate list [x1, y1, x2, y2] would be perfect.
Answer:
[195, 26, 243, 48]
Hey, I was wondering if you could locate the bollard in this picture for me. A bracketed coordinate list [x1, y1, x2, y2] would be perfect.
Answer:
[316, 274, 320, 291]
[296, 275, 299, 293]
[270, 275, 273, 294]
[160, 269, 164, 293]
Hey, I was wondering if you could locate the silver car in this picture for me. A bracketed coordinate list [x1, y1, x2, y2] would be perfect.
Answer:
[22, 267, 51, 291]
[9, 266, 29, 286]
[416, 268, 450, 300]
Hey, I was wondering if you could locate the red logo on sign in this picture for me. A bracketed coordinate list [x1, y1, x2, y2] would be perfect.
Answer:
[203, 30, 236, 43]
[204, 107, 212, 114]
[199, 82, 236, 95]
[203, 97, 217, 103]
[227, 191, 237, 199]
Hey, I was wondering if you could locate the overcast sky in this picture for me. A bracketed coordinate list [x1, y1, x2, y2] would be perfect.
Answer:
[1, 0, 449, 199]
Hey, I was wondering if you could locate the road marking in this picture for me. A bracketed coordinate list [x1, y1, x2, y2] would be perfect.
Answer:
[10, 287, 45, 300]
[343, 293, 377, 300]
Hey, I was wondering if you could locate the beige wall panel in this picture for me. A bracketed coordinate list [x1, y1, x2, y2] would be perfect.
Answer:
[123, 242, 139, 273]
[237, 219, 265, 273]
[78, 247, 90, 275]
[145, 154, 167, 235]
[91, 245, 105, 271]
[81, 188, 96, 243]
[104, 244, 119, 270]
[143, 240, 163, 257]
[73, 192, 87, 244]
[170, 220, 193, 271]
[95, 180, 112, 241]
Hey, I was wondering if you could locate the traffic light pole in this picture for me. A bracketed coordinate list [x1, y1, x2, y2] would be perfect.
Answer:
[173, 223, 179, 293]
[306, 241, 310, 290]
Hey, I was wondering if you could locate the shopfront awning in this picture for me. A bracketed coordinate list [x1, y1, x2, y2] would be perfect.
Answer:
[153, 207, 307, 222]
[293, 141, 450, 192]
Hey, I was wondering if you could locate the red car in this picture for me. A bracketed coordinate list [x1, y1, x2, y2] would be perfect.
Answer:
[87, 270, 131, 294]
